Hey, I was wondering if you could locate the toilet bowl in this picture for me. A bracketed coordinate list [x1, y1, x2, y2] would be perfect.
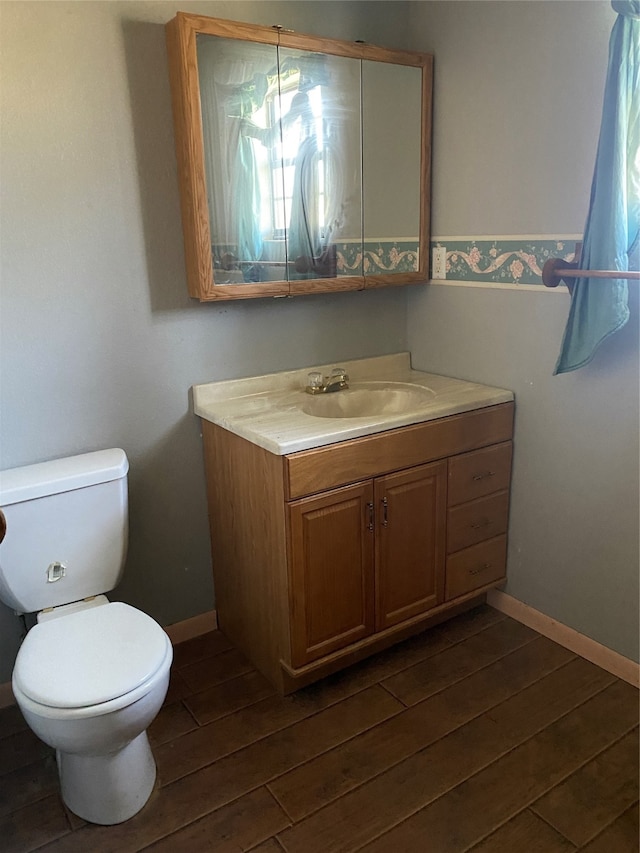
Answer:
[12, 597, 173, 825]
[0, 449, 174, 825]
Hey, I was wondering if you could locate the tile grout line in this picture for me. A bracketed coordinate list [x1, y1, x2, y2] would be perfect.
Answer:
[182, 677, 278, 727]
[520, 805, 581, 851]
[156, 630, 541, 785]
[156, 638, 467, 767]
[336, 675, 620, 853]
[459, 722, 640, 853]
[180, 698, 202, 729]
[134, 786, 294, 853]
[525, 725, 640, 848]
[265, 651, 583, 827]
[382, 632, 543, 706]
[574, 799, 640, 851]
[158, 683, 406, 794]
[346, 678, 620, 853]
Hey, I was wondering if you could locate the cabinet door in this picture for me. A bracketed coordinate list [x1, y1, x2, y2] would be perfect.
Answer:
[288, 482, 375, 667]
[375, 461, 447, 630]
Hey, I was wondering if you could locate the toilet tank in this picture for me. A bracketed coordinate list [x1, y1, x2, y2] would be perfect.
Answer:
[0, 449, 129, 614]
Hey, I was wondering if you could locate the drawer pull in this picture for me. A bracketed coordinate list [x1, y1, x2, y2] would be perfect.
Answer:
[469, 562, 491, 576]
[381, 497, 389, 527]
[470, 518, 490, 530]
[472, 470, 495, 481]
[367, 502, 374, 532]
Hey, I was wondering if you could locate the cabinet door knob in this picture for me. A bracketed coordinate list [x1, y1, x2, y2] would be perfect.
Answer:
[367, 502, 374, 532]
[381, 497, 388, 527]
[470, 518, 490, 530]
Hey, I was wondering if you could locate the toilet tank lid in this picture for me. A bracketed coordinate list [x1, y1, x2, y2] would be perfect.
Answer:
[0, 449, 128, 506]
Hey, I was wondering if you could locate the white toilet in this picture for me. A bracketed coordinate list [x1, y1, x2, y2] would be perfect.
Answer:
[0, 448, 173, 825]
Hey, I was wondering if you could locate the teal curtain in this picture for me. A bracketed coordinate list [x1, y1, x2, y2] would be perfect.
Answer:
[555, 0, 640, 374]
[227, 74, 269, 264]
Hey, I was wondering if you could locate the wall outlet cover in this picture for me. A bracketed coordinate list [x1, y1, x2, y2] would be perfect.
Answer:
[432, 246, 447, 279]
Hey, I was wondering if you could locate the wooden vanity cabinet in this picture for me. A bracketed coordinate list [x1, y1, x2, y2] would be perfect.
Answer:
[201, 401, 514, 693]
[288, 460, 447, 668]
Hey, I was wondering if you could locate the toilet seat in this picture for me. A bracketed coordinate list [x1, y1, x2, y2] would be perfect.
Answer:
[13, 602, 171, 710]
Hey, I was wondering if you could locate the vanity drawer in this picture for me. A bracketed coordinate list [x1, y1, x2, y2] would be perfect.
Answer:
[447, 490, 509, 554]
[448, 441, 512, 507]
[285, 403, 514, 500]
[445, 535, 507, 599]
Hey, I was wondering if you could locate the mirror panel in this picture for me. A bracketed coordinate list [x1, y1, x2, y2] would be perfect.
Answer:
[276, 47, 363, 281]
[196, 34, 286, 286]
[362, 60, 422, 277]
[196, 34, 364, 286]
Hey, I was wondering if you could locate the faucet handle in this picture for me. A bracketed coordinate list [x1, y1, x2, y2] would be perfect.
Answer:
[307, 371, 323, 389]
[305, 371, 324, 394]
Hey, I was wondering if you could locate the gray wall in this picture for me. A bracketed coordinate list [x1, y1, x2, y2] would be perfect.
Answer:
[0, 0, 410, 682]
[406, 1, 639, 661]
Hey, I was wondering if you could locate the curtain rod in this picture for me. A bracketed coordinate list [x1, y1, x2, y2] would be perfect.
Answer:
[542, 242, 640, 289]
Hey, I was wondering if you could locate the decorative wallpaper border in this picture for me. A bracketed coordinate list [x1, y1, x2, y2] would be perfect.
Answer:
[431, 236, 581, 287]
[212, 239, 420, 280]
[211, 236, 581, 284]
[337, 240, 420, 275]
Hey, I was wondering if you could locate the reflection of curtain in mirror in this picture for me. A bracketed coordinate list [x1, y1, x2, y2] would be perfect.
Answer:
[197, 42, 268, 266]
[286, 89, 345, 274]
[229, 118, 263, 264]
[288, 104, 320, 266]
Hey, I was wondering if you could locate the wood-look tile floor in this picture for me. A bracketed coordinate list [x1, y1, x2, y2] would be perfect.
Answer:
[0, 605, 638, 852]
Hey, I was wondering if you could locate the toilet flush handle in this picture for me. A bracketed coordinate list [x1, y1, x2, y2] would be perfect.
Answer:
[47, 562, 66, 583]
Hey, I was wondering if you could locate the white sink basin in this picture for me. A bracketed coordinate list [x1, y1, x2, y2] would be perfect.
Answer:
[192, 352, 515, 454]
[299, 382, 435, 419]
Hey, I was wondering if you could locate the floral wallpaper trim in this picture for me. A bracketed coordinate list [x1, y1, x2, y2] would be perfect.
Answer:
[431, 237, 580, 286]
[336, 240, 420, 275]
[212, 240, 421, 276]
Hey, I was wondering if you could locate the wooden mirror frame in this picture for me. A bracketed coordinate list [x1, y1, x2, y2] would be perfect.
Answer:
[166, 12, 433, 302]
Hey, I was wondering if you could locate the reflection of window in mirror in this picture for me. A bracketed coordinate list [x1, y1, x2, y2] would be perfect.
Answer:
[244, 62, 333, 278]
[196, 36, 268, 283]
[277, 49, 362, 280]
[196, 33, 365, 285]
[276, 68, 332, 278]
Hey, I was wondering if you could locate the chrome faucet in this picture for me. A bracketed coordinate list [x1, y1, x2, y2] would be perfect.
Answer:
[305, 367, 350, 395]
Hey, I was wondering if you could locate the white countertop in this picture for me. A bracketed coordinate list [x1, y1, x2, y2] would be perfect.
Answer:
[192, 353, 514, 455]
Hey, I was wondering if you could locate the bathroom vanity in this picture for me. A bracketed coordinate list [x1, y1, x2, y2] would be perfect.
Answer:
[193, 354, 514, 693]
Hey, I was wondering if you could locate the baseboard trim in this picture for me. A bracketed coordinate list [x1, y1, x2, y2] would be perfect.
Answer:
[164, 609, 218, 645]
[0, 609, 219, 709]
[487, 590, 639, 688]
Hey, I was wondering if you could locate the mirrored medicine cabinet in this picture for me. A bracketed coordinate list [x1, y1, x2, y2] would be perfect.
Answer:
[165, 13, 433, 301]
